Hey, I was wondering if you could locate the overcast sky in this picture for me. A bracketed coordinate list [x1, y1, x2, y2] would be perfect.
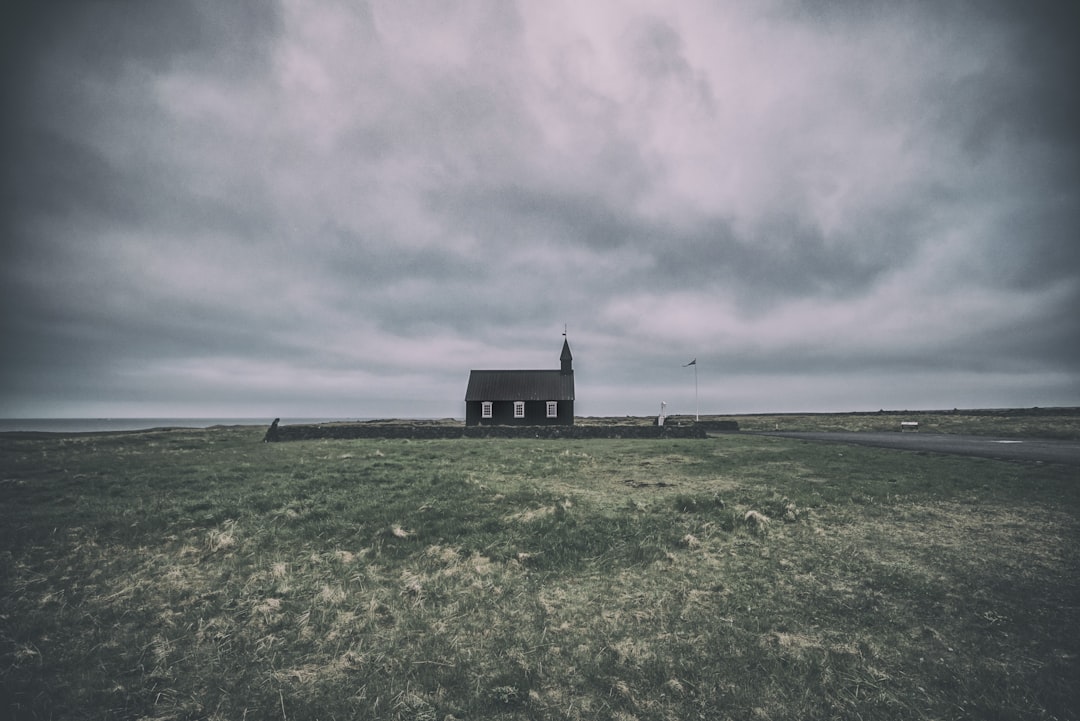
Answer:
[2, 0, 1078, 419]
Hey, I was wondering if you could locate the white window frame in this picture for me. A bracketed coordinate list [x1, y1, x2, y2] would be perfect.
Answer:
[513, 401, 525, 419]
[546, 401, 558, 418]
[481, 401, 493, 419]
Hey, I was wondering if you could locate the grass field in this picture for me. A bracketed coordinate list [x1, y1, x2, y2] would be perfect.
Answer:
[583, 408, 1080, 440]
[717, 410, 1080, 439]
[2, 424, 1078, 720]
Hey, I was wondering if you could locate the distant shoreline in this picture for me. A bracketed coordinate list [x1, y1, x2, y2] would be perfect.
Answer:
[2, 407, 1076, 436]
[0, 418, 373, 433]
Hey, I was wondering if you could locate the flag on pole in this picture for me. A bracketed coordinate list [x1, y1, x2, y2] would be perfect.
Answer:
[683, 358, 696, 367]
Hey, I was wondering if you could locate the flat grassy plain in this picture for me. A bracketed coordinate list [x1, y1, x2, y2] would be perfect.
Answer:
[594, 408, 1080, 440]
[727, 411, 1080, 439]
[2, 425, 1078, 720]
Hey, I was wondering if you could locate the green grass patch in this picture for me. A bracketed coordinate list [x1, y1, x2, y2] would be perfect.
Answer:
[2, 427, 1078, 720]
[714, 408, 1080, 439]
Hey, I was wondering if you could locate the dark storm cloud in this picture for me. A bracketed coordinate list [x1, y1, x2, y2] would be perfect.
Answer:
[430, 181, 930, 314]
[2, 0, 1078, 417]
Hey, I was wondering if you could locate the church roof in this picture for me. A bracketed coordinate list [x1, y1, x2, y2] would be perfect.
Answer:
[465, 369, 574, 401]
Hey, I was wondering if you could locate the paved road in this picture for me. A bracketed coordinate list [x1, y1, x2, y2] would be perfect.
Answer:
[754, 431, 1080, 466]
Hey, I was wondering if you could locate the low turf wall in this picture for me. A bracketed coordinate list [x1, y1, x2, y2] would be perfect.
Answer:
[266, 422, 721, 442]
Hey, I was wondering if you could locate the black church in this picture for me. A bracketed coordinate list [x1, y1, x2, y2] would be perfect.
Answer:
[464, 338, 575, 426]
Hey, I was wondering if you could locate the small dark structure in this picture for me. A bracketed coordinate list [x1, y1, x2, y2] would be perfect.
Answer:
[263, 418, 280, 442]
[465, 338, 575, 426]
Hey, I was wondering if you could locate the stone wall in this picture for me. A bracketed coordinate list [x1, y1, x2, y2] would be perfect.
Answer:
[691, 419, 741, 432]
[267, 422, 717, 442]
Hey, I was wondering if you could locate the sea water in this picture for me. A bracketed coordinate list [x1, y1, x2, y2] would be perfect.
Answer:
[0, 418, 363, 433]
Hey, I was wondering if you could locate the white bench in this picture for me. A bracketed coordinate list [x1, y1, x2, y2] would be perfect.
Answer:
[900, 421, 919, 432]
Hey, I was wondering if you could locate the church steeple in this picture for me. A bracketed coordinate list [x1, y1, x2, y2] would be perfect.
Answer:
[560, 333, 573, 375]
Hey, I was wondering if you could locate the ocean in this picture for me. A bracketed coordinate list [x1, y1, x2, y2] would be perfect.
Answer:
[0, 418, 363, 433]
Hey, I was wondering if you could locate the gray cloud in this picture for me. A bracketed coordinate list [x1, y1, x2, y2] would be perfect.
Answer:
[2, 0, 1078, 418]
